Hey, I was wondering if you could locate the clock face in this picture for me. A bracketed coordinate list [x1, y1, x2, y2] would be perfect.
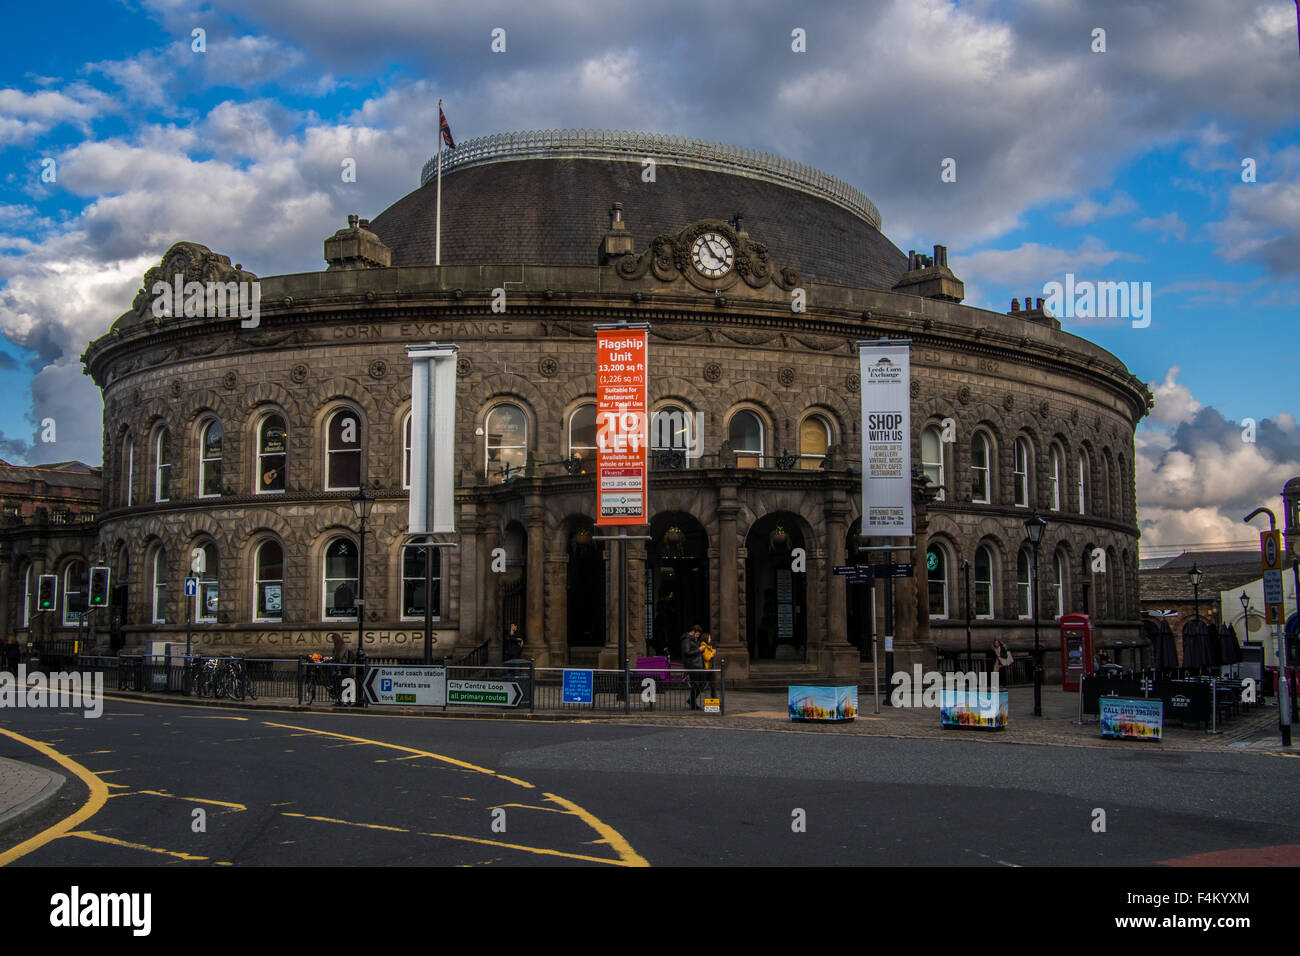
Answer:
[691, 233, 734, 278]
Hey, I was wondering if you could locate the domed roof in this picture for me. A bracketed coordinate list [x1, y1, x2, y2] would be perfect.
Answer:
[369, 130, 908, 290]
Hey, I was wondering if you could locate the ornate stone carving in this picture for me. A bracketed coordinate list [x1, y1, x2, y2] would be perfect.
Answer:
[1038, 400, 1050, 419]
[222, 370, 238, 390]
[615, 219, 800, 292]
[1003, 393, 1015, 411]
[845, 373, 860, 393]
[777, 367, 795, 387]
[119, 241, 258, 327]
[457, 357, 473, 377]
[290, 364, 309, 384]
[703, 362, 722, 383]
[958, 385, 972, 404]
[368, 359, 388, 380]
[170, 379, 183, 397]
[538, 357, 559, 378]
[910, 380, 921, 399]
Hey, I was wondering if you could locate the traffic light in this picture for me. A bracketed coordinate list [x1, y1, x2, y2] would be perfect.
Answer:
[89, 566, 111, 607]
[37, 574, 57, 612]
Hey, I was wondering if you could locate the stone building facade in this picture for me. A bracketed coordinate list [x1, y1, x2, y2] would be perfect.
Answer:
[9, 130, 1151, 681]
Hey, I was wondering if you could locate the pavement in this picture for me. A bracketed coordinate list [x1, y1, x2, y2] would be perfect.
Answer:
[0, 756, 65, 832]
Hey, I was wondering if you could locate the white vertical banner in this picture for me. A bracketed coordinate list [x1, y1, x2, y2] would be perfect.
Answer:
[407, 342, 459, 535]
[858, 339, 912, 537]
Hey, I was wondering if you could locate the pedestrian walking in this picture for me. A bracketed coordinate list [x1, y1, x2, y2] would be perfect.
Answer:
[991, 638, 1013, 686]
[680, 624, 705, 710]
[3, 635, 20, 676]
[699, 631, 717, 700]
[504, 622, 523, 661]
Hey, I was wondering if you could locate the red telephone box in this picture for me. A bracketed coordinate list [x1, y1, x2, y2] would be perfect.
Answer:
[1059, 614, 1093, 691]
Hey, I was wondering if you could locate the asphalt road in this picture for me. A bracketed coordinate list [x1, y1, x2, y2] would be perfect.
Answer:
[3, 695, 1299, 867]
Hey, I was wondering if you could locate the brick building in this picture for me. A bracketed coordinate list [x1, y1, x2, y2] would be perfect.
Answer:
[8, 130, 1151, 680]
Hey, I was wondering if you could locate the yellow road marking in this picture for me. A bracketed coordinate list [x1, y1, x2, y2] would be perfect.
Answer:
[180, 716, 248, 721]
[263, 721, 531, 785]
[104, 782, 129, 789]
[262, 720, 647, 867]
[0, 728, 109, 867]
[543, 792, 649, 867]
[134, 790, 247, 810]
[92, 769, 122, 775]
[67, 830, 208, 861]
[493, 803, 573, 814]
[279, 811, 635, 866]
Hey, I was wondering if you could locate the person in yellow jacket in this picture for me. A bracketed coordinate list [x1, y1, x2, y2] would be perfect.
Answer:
[699, 631, 717, 701]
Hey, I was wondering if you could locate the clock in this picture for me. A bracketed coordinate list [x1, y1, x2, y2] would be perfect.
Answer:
[690, 232, 734, 278]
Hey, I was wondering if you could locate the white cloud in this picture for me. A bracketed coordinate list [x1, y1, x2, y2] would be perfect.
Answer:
[1056, 192, 1138, 227]
[1147, 367, 1202, 426]
[1136, 212, 1188, 242]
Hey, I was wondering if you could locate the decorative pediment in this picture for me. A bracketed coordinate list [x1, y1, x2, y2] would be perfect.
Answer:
[121, 242, 258, 326]
[615, 219, 800, 293]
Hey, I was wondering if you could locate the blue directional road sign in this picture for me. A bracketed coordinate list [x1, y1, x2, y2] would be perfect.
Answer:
[184, 577, 199, 596]
[562, 669, 594, 704]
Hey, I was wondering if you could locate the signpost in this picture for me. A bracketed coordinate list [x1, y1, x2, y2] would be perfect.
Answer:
[1246, 508, 1291, 747]
[562, 669, 594, 704]
[184, 575, 198, 665]
[447, 679, 523, 707]
[363, 665, 446, 706]
[1262, 530, 1285, 626]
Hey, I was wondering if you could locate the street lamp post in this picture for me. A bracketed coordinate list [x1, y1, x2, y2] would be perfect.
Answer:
[1024, 511, 1047, 717]
[1188, 564, 1203, 626]
[960, 557, 973, 672]
[350, 485, 375, 707]
[1240, 591, 1250, 634]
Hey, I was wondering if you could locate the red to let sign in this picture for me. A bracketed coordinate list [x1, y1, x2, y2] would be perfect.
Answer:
[596, 326, 648, 526]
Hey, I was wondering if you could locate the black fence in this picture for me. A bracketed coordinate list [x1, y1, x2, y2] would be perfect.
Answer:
[937, 653, 1034, 686]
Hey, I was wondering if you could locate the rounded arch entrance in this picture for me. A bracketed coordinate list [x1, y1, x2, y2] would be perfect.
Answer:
[564, 516, 606, 651]
[500, 521, 527, 651]
[745, 512, 809, 662]
[644, 512, 709, 659]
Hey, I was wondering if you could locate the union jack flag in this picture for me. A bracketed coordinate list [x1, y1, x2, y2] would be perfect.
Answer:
[439, 107, 455, 150]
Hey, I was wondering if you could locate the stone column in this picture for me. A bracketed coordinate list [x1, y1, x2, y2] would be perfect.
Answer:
[457, 498, 480, 650]
[545, 552, 567, 665]
[524, 492, 547, 663]
[891, 477, 938, 675]
[481, 501, 501, 662]
[717, 479, 748, 678]
[821, 484, 859, 678]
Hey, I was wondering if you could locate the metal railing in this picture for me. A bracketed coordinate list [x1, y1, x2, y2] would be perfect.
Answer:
[937, 653, 1034, 686]
[420, 129, 883, 228]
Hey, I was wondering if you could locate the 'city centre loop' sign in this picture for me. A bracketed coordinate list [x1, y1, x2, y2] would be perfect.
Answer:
[596, 325, 648, 526]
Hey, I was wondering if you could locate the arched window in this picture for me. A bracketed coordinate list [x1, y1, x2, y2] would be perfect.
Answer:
[799, 415, 830, 469]
[484, 404, 527, 482]
[921, 425, 945, 500]
[154, 427, 171, 502]
[1051, 551, 1066, 619]
[729, 410, 764, 468]
[1103, 453, 1115, 519]
[402, 411, 412, 490]
[927, 544, 948, 618]
[325, 409, 362, 490]
[1077, 448, 1089, 514]
[1013, 437, 1031, 507]
[199, 419, 223, 498]
[1017, 548, 1032, 619]
[568, 403, 597, 473]
[1048, 444, 1062, 511]
[196, 541, 219, 623]
[256, 414, 287, 493]
[254, 540, 284, 623]
[971, 432, 991, 503]
[974, 546, 994, 618]
[651, 404, 695, 467]
[120, 435, 134, 507]
[22, 565, 31, 628]
[402, 546, 442, 621]
[62, 560, 87, 626]
[152, 547, 167, 623]
[323, 538, 359, 621]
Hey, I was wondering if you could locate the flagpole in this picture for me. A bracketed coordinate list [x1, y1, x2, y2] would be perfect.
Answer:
[435, 98, 443, 266]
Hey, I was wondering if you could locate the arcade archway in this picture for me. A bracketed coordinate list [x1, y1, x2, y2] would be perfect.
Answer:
[745, 513, 808, 662]
[565, 516, 606, 651]
[644, 512, 709, 659]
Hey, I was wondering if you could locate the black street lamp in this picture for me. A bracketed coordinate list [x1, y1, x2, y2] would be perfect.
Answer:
[1239, 591, 1250, 632]
[960, 557, 973, 672]
[1188, 564, 1203, 624]
[350, 484, 375, 706]
[1024, 510, 1048, 717]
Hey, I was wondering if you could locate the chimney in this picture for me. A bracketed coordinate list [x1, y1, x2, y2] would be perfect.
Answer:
[892, 242, 963, 303]
[600, 201, 635, 263]
[348, 214, 358, 229]
[1010, 299, 1020, 312]
[324, 214, 391, 270]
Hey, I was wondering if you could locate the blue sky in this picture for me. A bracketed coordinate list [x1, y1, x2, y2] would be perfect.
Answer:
[0, 0, 1297, 553]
